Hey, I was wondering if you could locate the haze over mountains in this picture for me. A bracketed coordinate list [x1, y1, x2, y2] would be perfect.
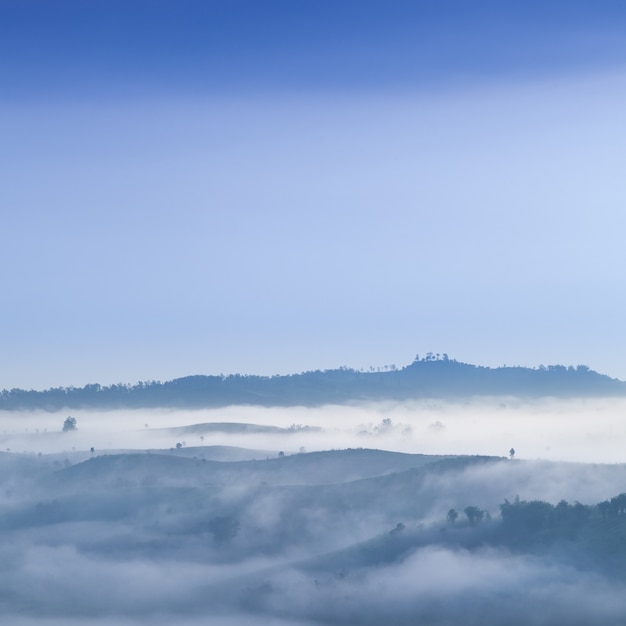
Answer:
[2, 355, 625, 412]
[5, 0, 626, 622]
[2, 352, 626, 623]
[3, 442, 626, 625]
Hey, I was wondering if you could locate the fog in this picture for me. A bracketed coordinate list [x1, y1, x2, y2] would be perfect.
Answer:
[265, 547, 626, 626]
[2, 399, 626, 624]
[2, 397, 626, 462]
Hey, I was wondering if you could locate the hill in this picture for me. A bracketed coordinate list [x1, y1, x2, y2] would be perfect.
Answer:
[3, 445, 626, 624]
[2, 354, 625, 411]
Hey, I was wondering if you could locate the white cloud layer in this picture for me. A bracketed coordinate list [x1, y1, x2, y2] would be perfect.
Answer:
[1, 398, 626, 623]
[3, 397, 626, 463]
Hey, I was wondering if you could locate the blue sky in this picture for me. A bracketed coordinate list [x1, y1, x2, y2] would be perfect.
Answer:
[3, 1, 626, 388]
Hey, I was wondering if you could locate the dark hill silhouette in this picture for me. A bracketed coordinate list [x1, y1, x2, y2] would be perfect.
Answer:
[1, 354, 624, 411]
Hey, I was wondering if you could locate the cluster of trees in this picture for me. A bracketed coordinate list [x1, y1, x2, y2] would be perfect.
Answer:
[447, 506, 489, 525]
[415, 353, 450, 362]
[597, 493, 626, 518]
[446, 493, 626, 536]
[499, 497, 592, 534]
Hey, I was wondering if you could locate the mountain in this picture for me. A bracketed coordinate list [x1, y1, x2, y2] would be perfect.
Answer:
[2, 355, 625, 411]
[3, 444, 626, 624]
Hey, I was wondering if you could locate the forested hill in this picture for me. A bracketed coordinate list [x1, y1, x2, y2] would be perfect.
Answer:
[2, 355, 625, 411]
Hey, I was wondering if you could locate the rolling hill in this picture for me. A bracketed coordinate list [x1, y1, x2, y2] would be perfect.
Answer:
[2, 355, 624, 411]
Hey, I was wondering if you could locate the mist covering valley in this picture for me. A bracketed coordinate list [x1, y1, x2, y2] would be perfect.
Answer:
[3, 398, 626, 624]
[6, 0, 626, 621]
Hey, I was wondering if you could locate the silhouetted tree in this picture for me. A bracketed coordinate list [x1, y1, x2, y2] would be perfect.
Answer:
[447, 508, 459, 524]
[376, 418, 393, 434]
[62, 416, 77, 432]
[509, 448, 515, 459]
[464, 506, 485, 525]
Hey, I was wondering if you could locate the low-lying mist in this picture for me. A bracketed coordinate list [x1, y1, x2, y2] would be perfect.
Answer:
[2, 397, 626, 624]
[2, 397, 626, 463]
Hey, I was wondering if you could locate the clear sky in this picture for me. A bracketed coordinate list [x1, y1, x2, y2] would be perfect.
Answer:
[3, 1, 626, 389]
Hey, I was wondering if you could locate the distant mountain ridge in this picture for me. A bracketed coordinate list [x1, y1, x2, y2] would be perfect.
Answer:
[2, 355, 625, 411]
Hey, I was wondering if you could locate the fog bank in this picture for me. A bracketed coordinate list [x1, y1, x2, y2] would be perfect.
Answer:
[2, 397, 626, 463]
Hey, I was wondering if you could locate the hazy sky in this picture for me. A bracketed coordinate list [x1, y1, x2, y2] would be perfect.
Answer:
[3, 1, 626, 389]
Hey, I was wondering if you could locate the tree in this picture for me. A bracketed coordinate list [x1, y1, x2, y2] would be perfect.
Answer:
[464, 506, 485, 525]
[62, 416, 77, 432]
[376, 418, 393, 434]
[447, 508, 459, 524]
[509, 448, 515, 459]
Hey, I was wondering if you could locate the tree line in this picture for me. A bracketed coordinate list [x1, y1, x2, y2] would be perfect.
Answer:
[2, 356, 625, 411]
[446, 492, 626, 542]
